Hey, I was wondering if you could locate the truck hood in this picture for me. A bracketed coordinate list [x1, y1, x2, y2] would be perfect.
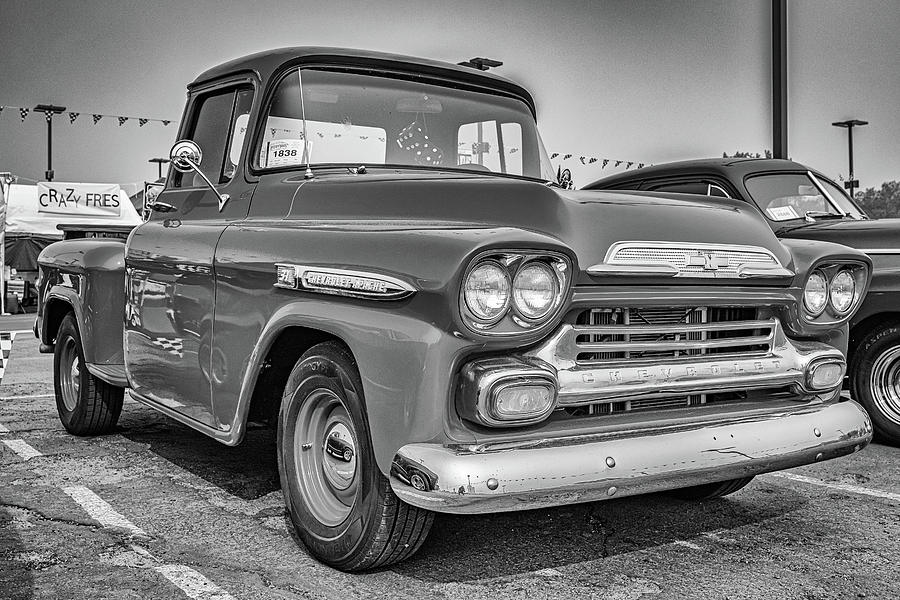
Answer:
[779, 218, 900, 253]
[289, 171, 793, 276]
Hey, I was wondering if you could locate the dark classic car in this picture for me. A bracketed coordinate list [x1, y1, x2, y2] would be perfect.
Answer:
[585, 158, 900, 444]
[35, 49, 874, 571]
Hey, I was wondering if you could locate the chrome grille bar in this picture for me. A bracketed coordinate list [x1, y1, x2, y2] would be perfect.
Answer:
[574, 330, 774, 353]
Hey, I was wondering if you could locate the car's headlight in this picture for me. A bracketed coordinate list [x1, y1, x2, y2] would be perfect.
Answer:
[829, 269, 855, 314]
[513, 262, 559, 320]
[460, 251, 571, 335]
[803, 271, 827, 316]
[464, 261, 511, 322]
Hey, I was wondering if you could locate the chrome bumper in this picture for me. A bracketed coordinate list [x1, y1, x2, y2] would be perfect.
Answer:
[390, 400, 872, 514]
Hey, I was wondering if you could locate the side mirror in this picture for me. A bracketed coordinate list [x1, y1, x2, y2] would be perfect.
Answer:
[168, 139, 229, 212]
[170, 139, 203, 172]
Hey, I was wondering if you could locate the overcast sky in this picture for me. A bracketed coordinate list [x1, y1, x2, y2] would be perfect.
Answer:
[0, 0, 896, 191]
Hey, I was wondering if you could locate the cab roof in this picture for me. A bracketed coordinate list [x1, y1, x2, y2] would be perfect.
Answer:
[190, 46, 536, 117]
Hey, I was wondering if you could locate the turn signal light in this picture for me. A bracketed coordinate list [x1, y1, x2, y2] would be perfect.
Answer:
[805, 359, 845, 391]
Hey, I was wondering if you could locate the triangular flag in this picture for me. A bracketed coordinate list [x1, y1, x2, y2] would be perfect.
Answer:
[0, 106, 4, 118]
[93, 114, 102, 124]
[579, 156, 586, 164]
[563, 154, 572, 160]
[615, 160, 622, 167]
[602, 159, 609, 168]
[117, 116, 128, 126]
[626, 162, 634, 169]
[44, 111, 53, 123]
[138, 118, 148, 127]
[162, 120, 171, 126]
[19, 108, 28, 122]
[68, 112, 79, 124]
[588, 157, 598, 164]
[638, 163, 645, 169]
[550, 152, 559, 159]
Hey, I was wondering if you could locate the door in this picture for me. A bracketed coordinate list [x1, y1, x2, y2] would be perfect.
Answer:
[125, 82, 255, 429]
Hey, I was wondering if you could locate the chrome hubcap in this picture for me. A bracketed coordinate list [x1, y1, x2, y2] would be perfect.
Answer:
[59, 337, 80, 411]
[293, 389, 359, 526]
[869, 346, 900, 426]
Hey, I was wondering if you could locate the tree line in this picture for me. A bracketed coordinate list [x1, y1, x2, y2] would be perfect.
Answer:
[856, 181, 900, 219]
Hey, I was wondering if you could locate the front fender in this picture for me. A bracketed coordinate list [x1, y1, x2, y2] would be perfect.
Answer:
[226, 301, 474, 474]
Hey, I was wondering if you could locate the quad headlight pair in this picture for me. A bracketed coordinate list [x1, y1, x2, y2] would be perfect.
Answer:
[802, 263, 866, 320]
[461, 251, 570, 334]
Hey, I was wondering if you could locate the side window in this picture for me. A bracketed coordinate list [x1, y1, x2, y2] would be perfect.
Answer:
[457, 121, 524, 175]
[707, 183, 731, 198]
[172, 86, 252, 188]
[647, 181, 709, 195]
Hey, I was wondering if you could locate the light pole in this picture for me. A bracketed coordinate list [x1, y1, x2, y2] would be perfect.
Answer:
[148, 157, 170, 179]
[832, 119, 868, 199]
[33, 104, 67, 181]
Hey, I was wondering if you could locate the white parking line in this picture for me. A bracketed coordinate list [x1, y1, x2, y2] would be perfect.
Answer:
[0, 393, 55, 400]
[62, 485, 147, 538]
[766, 472, 900, 503]
[2, 438, 43, 460]
[154, 564, 237, 600]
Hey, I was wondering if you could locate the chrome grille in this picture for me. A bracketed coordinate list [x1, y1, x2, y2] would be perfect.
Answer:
[573, 306, 772, 364]
[606, 242, 781, 278]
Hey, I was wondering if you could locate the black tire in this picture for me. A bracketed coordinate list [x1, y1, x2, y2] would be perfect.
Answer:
[277, 341, 433, 571]
[670, 476, 754, 501]
[850, 325, 900, 445]
[53, 313, 124, 435]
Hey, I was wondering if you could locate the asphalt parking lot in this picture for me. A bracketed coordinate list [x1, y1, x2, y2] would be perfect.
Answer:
[1, 316, 899, 600]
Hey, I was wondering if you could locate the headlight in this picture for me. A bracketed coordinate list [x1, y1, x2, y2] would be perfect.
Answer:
[513, 262, 558, 320]
[803, 271, 827, 316]
[829, 269, 855, 314]
[464, 261, 511, 322]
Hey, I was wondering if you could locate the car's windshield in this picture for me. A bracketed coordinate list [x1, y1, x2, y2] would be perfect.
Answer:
[745, 172, 866, 222]
[254, 68, 556, 182]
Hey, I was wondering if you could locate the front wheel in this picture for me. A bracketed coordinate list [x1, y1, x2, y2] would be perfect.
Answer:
[851, 325, 900, 445]
[276, 341, 433, 571]
[53, 313, 124, 435]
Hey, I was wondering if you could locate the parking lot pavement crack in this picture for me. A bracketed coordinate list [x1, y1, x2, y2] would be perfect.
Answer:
[0, 499, 105, 533]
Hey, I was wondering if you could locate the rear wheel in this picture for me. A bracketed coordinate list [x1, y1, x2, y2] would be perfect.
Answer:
[53, 313, 124, 435]
[277, 341, 433, 571]
[671, 476, 754, 500]
[850, 325, 900, 445]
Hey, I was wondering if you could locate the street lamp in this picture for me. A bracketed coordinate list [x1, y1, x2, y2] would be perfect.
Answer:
[148, 157, 170, 179]
[831, 119, 868, 199]
[33, 104, 67, 181]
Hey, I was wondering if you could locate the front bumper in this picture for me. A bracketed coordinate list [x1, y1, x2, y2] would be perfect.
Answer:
[390, 400, 872, 514]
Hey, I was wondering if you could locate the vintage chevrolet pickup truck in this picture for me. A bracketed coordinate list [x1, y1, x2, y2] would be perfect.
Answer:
[35, 48, 874, 571]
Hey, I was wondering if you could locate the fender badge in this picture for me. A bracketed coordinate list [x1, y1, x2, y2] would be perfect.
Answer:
[275, 264, 416, 300]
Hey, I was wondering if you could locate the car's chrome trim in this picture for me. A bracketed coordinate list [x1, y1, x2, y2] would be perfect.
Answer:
[274, 263, 416, 300]
[587, 241, 793, 279]
[859, 249, 900, 255]
[390, 400, 872, 514]
[523, 318, 843, 406]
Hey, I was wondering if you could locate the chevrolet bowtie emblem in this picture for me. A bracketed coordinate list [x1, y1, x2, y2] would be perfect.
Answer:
[686, 252, 729, 270]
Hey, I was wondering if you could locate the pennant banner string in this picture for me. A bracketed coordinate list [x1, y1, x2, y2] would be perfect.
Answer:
[551, 152, 651, 170]
[0, 105, 177, 126]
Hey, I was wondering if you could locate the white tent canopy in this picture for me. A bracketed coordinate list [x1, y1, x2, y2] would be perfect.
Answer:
[5, 182, 142, 237]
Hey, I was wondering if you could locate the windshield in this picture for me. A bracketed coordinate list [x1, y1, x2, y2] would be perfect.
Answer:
[745, 172, 866, 222]
[256, 68, 556, 182]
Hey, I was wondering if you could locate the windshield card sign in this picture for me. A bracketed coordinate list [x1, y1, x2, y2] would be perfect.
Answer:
[766, 205, 800, 221]
[265, 139, 305, 168]
[37, 182, 123, 217]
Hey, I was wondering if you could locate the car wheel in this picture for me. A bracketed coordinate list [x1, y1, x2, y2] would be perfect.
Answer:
[851, 325, 900, 445]
[277, 341, 433, 571]
[53, 313, 124, 435]
[670, 477, 754, 501]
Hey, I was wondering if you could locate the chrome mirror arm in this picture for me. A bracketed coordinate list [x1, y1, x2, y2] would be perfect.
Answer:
[181, 157, 230, 212]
